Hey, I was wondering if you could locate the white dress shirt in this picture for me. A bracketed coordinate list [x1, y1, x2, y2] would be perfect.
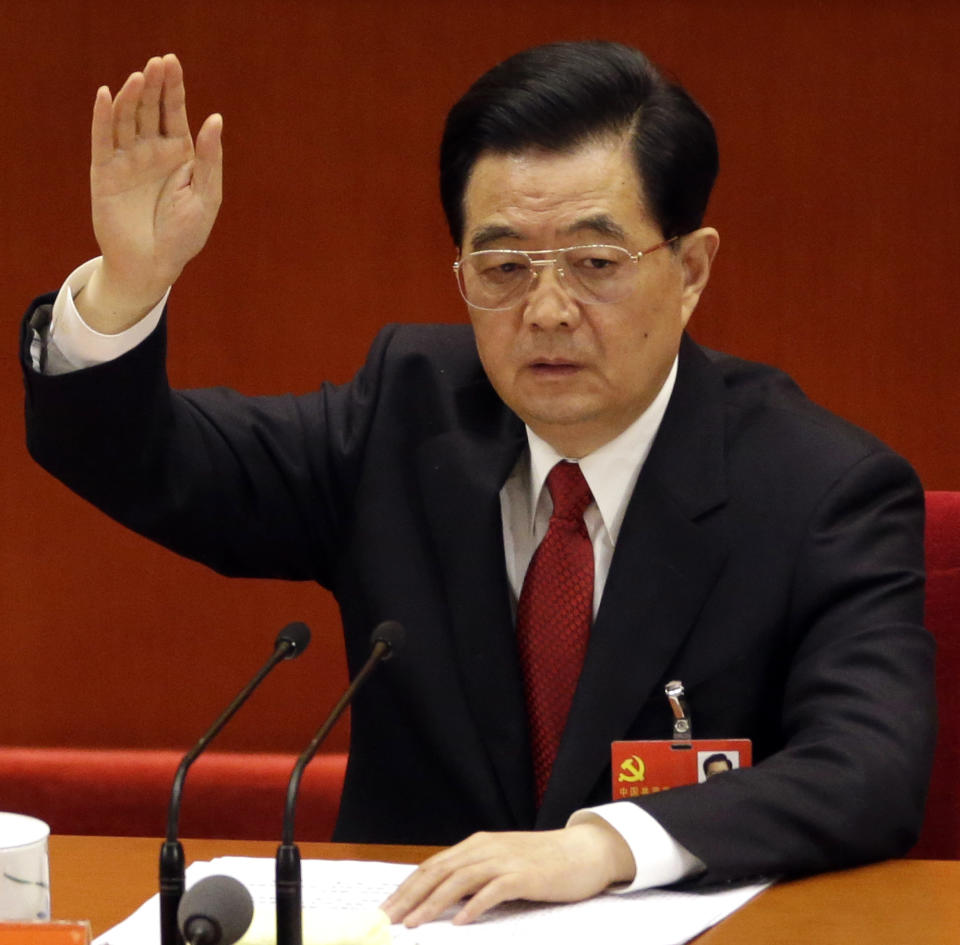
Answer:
[38, 260, 704, 890]
[500, 364, 703, 891]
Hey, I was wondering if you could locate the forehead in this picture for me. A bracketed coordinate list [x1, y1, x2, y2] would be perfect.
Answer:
[462, 138, 654, 249]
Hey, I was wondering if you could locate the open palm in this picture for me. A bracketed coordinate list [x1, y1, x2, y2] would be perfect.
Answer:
[88, 54, 222, 321]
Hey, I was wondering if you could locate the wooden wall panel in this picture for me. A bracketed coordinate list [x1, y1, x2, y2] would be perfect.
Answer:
[2, 1, 957, 753]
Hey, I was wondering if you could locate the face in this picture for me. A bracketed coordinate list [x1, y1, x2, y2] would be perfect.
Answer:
[460, 137, 718, 457]
[705, 758, 732, 779]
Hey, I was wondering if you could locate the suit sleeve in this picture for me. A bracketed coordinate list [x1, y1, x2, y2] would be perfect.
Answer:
[21, 295, 392, 589]
[637, 447, 935, 883]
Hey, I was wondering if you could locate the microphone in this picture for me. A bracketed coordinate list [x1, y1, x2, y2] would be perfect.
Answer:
[177, 875, 255, 945]
[276, 620, 405, 945]
[160, 621, 311, 945]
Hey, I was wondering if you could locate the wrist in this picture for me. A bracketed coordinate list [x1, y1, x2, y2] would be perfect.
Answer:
[75, 261, 169, 334]
[568, 817, 637, 887]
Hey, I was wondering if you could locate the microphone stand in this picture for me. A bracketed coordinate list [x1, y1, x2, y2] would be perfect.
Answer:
[160, 623, 310, 945]
[276, 622, 403, 945]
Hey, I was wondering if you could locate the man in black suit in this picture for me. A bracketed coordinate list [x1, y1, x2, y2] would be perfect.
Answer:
[21, 42, 934, 927]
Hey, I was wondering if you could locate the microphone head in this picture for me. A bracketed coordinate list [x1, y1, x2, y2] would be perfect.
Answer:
[370, 620, 405, 661]
[276, 621, 311, 659]
[177, 875, 254, 945]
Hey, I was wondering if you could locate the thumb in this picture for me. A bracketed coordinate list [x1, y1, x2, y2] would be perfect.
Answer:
[193, 112, 224, 206]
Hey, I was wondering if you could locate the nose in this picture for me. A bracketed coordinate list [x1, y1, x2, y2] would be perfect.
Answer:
[522, 261, 581, 329]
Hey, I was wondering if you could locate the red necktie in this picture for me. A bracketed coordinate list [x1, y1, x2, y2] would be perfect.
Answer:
[516, 460, 595, 805]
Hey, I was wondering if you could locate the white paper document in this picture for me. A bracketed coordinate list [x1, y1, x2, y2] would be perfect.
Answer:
[95, 855, 771, 945]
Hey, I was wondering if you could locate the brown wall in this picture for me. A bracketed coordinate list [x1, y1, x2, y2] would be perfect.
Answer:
[2, 1, 958, 754]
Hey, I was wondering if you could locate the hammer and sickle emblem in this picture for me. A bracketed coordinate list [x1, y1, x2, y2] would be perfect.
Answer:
[618, 755, 646, 783]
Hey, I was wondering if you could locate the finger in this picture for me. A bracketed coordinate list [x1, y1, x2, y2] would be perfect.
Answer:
[381, 833, 497, 922]
[136, 56, 165, 138]
[381, 868, 443, 922]
[113, 70, 144, 150]
[90, 86, 114, 167]
[193, 112, 224, 208]
[381, 848, 464, 922]
[401, 863, 495, 928]
[159, 53, 190, 139]
[452, 874, 519, 925]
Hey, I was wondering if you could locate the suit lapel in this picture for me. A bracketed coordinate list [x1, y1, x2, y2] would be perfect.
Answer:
[539, 337, 731, 825]
[417, 377, 534, 826]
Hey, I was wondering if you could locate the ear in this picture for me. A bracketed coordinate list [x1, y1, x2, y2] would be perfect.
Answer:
[678, 227, 719, 327]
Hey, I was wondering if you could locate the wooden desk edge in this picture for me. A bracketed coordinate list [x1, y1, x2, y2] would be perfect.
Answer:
[48, 837, 960, 944]
[49, 835, 441, 936]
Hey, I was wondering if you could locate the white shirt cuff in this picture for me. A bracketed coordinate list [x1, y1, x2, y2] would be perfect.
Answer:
[43, 257, 169, 374]
[568, 802, 705, 892]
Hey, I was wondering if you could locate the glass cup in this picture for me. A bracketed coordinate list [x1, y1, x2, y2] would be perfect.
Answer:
[0, 812, 51, 920]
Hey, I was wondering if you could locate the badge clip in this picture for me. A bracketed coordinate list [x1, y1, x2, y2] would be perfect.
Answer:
[665, 680, 692, 740]
[611, 682, 751, 798]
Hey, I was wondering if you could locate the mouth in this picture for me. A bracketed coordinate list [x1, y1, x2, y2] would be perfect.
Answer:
[526, 358, 583, 376]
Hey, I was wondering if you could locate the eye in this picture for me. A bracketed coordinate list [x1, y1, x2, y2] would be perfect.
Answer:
[580, 256, 618, 270]
[488, 261, 526, 275]
[572, 254, 623, 278]
[566, 246, 631, 282]
[568, 247, 625, 267]
[474, 254, 531, 284]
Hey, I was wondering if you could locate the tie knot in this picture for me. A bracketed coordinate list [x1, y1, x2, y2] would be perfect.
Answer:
[546, 461, 593, 522]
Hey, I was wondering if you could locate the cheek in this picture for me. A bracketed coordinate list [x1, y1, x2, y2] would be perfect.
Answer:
[595, 305, 680, 388]
[589, 308, 653, 363]
[470, 315, 513, 381]
[619, 289, 685, 351]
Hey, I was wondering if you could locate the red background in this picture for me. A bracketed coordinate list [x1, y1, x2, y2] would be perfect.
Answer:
[2, 1, 957, 755]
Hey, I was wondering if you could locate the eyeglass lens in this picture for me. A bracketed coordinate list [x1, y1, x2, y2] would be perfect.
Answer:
[457, 245, 637, 310]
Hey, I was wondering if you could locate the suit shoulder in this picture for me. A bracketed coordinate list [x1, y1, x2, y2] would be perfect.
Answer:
[371, 323, 479, 370]
[354, 322, 512, 436]
[702, 345, 893, 458]
[690, 344, 921, 504]
[355, 322, 483, 391]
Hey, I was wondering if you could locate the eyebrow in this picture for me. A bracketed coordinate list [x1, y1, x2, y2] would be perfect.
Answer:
[469, 224, 524, 251]
[564, 214, 628, 242]
[467, 214, 629, 251]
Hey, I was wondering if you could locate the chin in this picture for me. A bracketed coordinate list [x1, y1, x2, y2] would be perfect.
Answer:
[517, 403, 607, 442]
[515, 398, 592, 426]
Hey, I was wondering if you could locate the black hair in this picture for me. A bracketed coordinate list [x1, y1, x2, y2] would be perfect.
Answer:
[440, 41, 718, 247]
[702, 753, 733, 776]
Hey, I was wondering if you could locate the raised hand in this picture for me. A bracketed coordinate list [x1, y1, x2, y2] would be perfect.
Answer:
[79, 54, 223, 332]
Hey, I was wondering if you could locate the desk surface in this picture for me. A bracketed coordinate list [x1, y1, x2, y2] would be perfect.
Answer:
[49, 836, 439, 937]
[49, 836, 960, 944]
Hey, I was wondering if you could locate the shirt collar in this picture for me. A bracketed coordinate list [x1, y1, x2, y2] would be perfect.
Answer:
[525, 355, 678, 543]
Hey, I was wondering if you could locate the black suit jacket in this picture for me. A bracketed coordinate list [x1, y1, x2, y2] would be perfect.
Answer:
[21, 297, 936, 884]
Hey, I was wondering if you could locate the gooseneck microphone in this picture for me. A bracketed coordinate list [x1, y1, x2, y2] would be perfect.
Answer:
[177, 875, 255, 945]
[160, 621, 311, 945]
[276, 620, 405, 945]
